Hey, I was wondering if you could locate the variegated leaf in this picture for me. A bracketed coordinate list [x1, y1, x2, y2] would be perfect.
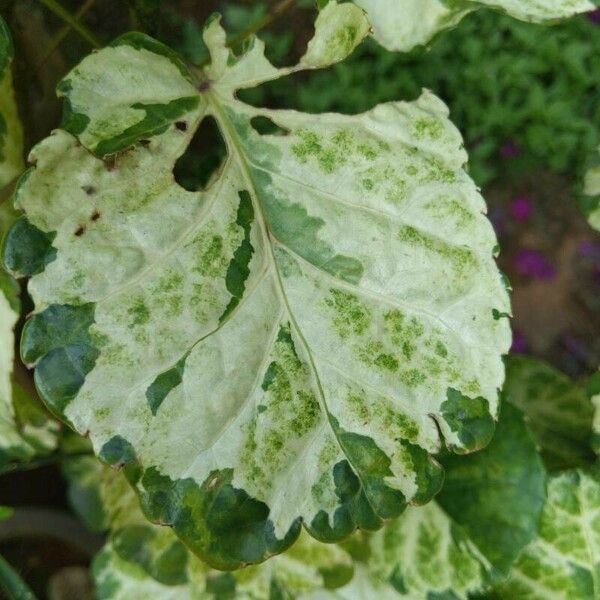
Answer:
[96, 525, 354, 600]
[351, 0, 595, 52]
[76, 457, 355, 599]
[307, 402, 546, 599]
[0, 222, 59, 465]
[492, 467, 600, 600]
[0, 17, 57, 465]
[584, 146, 600, 232]
[503, 355, 596, 470]
[3, 2, 510, 568]
[364, 402, 544, 599]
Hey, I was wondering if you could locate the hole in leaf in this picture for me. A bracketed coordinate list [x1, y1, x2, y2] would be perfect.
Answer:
[173, 116, 226, 192]
[249, 116, 289, 136]
[175, 120, 188, 132]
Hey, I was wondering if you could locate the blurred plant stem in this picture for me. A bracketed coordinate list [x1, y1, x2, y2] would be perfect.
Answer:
[35, 0, 96, 72]
[195, 0, 296, 69]
[228, 0, 296, 47]
[0, 450, 94, 477]
[0, 554, 37, 600]
[36, 0, 100, 48]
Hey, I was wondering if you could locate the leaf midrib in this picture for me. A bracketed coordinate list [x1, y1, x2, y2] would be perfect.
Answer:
[206, 90, 385, 520]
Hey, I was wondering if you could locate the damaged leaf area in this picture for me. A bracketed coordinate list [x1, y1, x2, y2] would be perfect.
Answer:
[3, 1, 510, 568]
[351, 0, 595, 52]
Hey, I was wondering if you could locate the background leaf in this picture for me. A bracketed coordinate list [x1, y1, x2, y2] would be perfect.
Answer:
[351, 0, 595, 52]
[502, 355, 596, 470]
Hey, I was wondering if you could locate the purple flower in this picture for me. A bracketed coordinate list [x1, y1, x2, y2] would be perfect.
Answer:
[587, 8, 600, 25]
[577, 241, 600, 258]
[511, 330, 527, 353]
[489, 207, 505, 235]
[515, 249, 555, 280]
[562, 335, 586, 359]
[500, 141, 520, 158]
[509, 196, 532, 221]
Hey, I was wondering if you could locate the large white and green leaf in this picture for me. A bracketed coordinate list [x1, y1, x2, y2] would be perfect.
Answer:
[351, 0, 595, 52]
[584, 146, 600, 232]
[3, 2, 510, 568]
[502, 355, 596, 470]
[492, 467, 600, 600]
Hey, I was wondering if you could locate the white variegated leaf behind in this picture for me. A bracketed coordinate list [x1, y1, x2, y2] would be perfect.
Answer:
[352, 0, 595, 51]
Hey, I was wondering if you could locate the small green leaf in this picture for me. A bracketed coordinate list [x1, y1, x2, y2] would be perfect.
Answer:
[436, 402, 546, 575]
[358, 402, 545, 598]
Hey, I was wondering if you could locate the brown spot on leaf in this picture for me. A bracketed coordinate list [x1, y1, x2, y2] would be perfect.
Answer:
[82, 185, 96, 195]
[74, 225, 86, 237]
[175, 121, 188, 132]
[90, 210, 100, 222]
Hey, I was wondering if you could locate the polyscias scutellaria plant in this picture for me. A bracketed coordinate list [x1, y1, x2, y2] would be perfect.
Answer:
[0, 0, 599, 598]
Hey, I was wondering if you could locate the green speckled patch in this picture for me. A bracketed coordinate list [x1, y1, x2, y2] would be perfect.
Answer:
[3, 4, 510, 569]
[441, 388, 494, 453]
